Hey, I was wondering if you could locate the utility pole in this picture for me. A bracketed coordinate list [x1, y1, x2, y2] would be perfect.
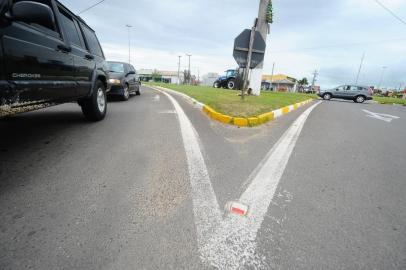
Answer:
[355, 52, 365, 85]
[311, 70, 319, 93]
[177, 56, 182, 85]
[377, 66, 387, 90]
[125, 24, 132, 63]
[186, 54, 192, 85]
[249, 0, 270, 96]
[270, 62, 275, 91]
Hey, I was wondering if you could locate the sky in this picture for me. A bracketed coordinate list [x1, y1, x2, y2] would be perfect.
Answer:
[63, 0, 406, 89]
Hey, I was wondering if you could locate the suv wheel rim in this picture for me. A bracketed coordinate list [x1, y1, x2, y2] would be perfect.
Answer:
[324, 94, 331, 100]
[97, 88, 106, 112]
[357, 96, 364, 103]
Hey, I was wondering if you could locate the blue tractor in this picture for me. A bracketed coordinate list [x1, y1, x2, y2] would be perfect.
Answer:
[213, 69, 239, 90]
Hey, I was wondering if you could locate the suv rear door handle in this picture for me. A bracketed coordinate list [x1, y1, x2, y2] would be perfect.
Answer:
[85, 54, 94, 60]
[56, 44, 71, 53]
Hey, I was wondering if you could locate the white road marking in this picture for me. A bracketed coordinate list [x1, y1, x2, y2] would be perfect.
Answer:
[160, 88, 321, 269]
[363, 109, 400, 123]
[153, 94, 160, 102]
[158, 90, 222, 241]
[158, 110, 177, 114]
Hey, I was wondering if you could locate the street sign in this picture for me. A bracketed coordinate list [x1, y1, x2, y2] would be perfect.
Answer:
[233, 29, 266, 69]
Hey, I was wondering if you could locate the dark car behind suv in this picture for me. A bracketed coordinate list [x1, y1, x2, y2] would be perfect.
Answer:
[0, 0, 110, 121]
[107, 61, 141, 101]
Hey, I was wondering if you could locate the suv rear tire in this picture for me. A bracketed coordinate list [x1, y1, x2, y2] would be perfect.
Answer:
[80, 80, 107, 121]
[355, 95, 366, 103]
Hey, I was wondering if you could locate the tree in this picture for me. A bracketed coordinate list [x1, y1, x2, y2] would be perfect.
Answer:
[183, 70, 191, 85]
[298, 78, 309, 93]
[298, 78, 308, 86]
[151, 69, 162, 82]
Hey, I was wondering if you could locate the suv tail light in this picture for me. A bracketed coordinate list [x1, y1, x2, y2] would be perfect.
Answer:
[368, 88, 373, 95]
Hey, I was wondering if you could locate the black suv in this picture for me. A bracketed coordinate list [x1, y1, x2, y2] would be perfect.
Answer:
[0, 0, 110, 121]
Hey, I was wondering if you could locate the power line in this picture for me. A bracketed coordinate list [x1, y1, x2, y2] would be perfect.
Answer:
[372, 0, 406, 27]
[271, 37, 406, 54]
[78, 0, 107, 15]
[355, 52, 365, 84]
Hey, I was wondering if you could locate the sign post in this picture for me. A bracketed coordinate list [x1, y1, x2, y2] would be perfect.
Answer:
[242, 25, 256, 100]
[233, 23, 266, 100]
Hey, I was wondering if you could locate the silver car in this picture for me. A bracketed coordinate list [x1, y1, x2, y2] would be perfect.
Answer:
[318, 85, 373, 103]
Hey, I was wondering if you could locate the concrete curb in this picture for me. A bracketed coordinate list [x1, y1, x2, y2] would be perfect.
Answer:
[151, 85, 314, 127]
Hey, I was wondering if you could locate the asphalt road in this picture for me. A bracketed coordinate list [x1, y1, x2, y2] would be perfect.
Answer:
[0, 86, 405, 269]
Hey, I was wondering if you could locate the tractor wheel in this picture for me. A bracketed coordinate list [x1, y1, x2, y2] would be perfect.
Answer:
[213, 81, 220, 88]
[227, 78, 236, 90]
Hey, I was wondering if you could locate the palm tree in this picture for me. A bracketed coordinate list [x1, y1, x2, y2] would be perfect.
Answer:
[298, 78, 309, 92]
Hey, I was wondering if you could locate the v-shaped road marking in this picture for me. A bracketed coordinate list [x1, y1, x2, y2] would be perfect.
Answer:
[160, 89, 321, 269]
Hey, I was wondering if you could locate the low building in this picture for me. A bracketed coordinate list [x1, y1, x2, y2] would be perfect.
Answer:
[261, 74, 298, 92]
[138, 69, 154, 82]
[202, 73, 219, 86]
[160, 70, 182, 84]
[138, 69, 183, 84]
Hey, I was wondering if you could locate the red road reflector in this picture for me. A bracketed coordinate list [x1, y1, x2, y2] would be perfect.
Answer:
[225, 201, 249, 216]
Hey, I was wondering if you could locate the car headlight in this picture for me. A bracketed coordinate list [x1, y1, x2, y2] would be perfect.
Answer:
[108, 79, 121, 84]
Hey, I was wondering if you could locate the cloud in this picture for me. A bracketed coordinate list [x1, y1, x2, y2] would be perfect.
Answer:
[62, 0, 406, 88]
[102, 43, 235, 75]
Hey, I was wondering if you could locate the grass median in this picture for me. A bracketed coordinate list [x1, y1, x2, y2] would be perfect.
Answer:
[148, 83, 317, 118]
[373, 96, 406, 106]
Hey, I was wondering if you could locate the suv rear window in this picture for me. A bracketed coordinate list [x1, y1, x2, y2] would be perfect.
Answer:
[350, 86, 359, 91]
[81, 24, 104, 57]
[58, 8, 82, 47]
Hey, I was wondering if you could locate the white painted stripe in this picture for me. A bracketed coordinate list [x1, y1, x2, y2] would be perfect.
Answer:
[200, 101, 322, 269]
[158, 89, 222, 243]
[152, 94, 160, 102]
[273, 108, 283, 118]
[154, 86, 204, 109]
[158, 110, 177, 114]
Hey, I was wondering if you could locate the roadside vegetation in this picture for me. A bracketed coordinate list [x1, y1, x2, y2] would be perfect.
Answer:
[148, 83, 317, 118]
[373, 96, 406, 105]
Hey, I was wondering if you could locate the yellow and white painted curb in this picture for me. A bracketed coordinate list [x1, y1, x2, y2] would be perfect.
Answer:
[151, 85, 314, 127]
[203, 100, 314, 127]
